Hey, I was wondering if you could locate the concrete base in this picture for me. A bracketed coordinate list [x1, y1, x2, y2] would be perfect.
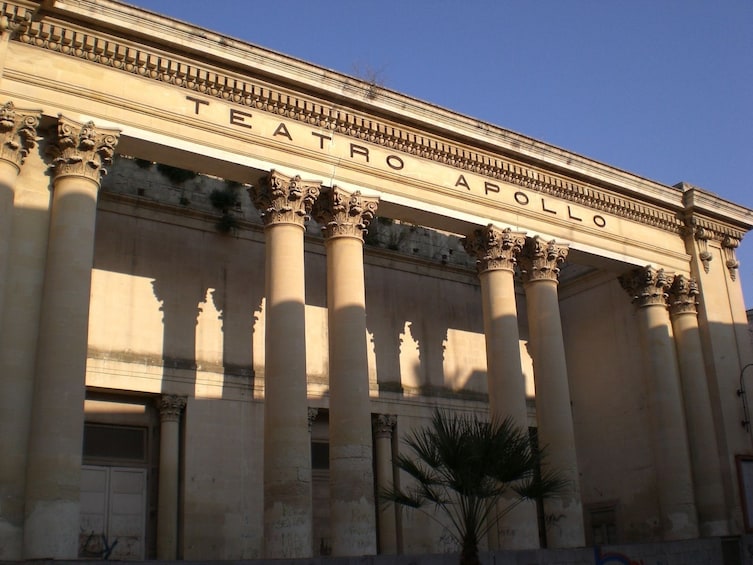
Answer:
[3, 537, 745, 565]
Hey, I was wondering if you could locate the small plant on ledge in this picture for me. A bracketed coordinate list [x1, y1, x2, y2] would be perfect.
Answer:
[209, 186, 240, 234]
[156, 163, 197, 184]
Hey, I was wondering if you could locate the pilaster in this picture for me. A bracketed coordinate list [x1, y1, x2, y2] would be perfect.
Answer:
[682, 199, 752, 533]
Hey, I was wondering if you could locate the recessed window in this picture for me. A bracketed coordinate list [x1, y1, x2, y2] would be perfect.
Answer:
[83, 423, 147, 462]
[590, 506, 617, 545]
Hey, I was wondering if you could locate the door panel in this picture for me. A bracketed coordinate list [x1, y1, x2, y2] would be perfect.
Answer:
[79, 465, 146, 560]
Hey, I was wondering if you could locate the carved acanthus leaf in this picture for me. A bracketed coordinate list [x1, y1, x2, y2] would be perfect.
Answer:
[0, 101, 41, 169]
[313, 186, 378, 241]
[249, 170, 320, 227]
[49, 116, 120, 184]
[519, 236, 569, 283]
[374, 414, 397, 438]
[159, 394, 186, 422]
[667, 274, 699, 316]
[619, 266, 671, 308]
[462, 225, 526, 274]
[308, 408, 320, 432]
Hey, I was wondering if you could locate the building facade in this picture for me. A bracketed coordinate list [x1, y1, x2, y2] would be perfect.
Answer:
[0, 0, 752, 560]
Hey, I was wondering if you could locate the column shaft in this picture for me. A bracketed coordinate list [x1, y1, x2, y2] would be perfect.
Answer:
[157, 395, 186, 559]
[672, 311, 728, 535]
[669, 276, 728, 536]
[620, 267, 699, 540]
[374, 415, 398, 554]
[464, 226, 539, 549]
[23, 118, 118, 558]
[0, 159, 17, 316]
[0, 101, 40, 559]
[314, 187, 378, 556]
[250, 171, 320, 558]
[24, 175, 103, 558]
[521, 237, 584, 548]
[263, 222, 312, 556]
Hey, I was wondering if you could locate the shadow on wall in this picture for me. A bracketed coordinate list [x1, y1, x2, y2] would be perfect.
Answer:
[91, 207, 264, 398]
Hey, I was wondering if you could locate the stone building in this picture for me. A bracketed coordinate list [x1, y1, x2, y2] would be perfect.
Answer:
[0, 0, 752, 560]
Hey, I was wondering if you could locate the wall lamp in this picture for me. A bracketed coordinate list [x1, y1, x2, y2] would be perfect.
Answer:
[737, 363, 753, 431]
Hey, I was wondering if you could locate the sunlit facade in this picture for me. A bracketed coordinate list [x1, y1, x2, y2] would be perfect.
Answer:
[1, 0, 752, 560]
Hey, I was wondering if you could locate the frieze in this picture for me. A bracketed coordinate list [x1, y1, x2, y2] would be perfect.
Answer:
[6, 13, 690, 236]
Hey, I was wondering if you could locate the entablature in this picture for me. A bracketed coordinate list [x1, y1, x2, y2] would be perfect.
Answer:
[3, 0, 749, 258]
[3, 1, 693, 231]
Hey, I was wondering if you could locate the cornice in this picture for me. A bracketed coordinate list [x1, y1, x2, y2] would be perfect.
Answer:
[8, 0, 749, 239]
[680, 183, 753, 242]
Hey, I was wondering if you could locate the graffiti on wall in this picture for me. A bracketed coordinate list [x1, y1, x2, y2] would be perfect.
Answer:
[594, 546, 645, 565]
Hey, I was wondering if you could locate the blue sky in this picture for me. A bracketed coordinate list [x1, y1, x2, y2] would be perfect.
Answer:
[128, 1, 753, 306]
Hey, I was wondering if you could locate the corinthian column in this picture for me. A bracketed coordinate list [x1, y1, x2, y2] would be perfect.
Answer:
[23, 117, 119, 559]
[313, 186, 378, 556]
[667, 275, 727, 536]
[0, 101, 40, 559]
[157, 395, 187, 559]
[463, 225, 539, 549]
[249, 170, 320, 558]
[0, 102, 39, 319]
[374, 414, 398, 554]
[519, 236, 584, 548]
[619, 266, 699, 540]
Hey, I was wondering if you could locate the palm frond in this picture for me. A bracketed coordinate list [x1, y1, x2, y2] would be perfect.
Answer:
[380, 408, 564, 565]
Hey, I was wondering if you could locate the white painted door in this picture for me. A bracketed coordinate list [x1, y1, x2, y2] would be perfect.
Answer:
[79, 465, 147, 559]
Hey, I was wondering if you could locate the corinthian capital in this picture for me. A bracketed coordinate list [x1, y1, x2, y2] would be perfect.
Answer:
[0, 101, 41, 170]
[618, 266, 670, 308]
[248, 169, 320, 227]
[49, 116, 119, 184]
[519, 236, 569, 283]
[667, 274, 699, 316]
[373, 414, 397, 438]
[159, 394, 187, 423]
[313, 186, 378, 241]
[462, 225, 526, 274]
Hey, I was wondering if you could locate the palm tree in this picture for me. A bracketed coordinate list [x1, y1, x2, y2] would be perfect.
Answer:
[381, 409, 564, 565]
